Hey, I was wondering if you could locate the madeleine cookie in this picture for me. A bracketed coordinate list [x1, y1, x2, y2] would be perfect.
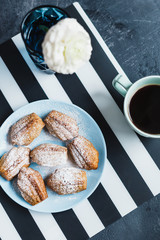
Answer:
[10, 113, 45, 146]
[47, 167, 87, 195]
[68, 136, 99, 170]
[17, 167, 48, 205]
[0, 147, 30, 181]
[44, 110, 79, 141]
[30, 143, 67, 167]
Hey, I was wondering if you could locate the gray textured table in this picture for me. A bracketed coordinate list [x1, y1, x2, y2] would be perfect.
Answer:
[1, 0, 160, 240]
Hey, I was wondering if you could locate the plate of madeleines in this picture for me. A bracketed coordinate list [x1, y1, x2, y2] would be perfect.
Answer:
[0, 99, 107, 212]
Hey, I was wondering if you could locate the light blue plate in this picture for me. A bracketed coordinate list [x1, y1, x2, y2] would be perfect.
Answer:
[0, 100, 107, 212]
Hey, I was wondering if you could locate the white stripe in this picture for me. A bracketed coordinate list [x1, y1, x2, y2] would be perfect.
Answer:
[73, 2, 130, 81]
[76, 61, 160, 196]
[0, 203, 21, 240]
[73, 199, 105, 237]
[12, 34, 70, 104]
[0, 58, 28, 112]
[101, 160, 137, 216]
[0, 57, 28, 110]
[12, 34, 105, 237]
[29, 211, 67, 240]
[0, 60, 66, 240]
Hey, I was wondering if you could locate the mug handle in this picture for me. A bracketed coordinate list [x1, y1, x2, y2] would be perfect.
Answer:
[112, 74, 132, 97]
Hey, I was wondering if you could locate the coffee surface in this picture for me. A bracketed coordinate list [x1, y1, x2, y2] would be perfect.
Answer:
[129, 85, 160, 134]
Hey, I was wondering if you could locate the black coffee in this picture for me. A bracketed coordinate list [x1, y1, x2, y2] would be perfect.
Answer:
[129, 84, 160, 134]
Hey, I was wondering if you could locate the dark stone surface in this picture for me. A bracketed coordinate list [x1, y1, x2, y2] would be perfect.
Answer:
[91, 194, 160, 240]
[1, 0, 160, 239]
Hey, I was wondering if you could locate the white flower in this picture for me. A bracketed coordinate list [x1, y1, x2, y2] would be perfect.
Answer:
[42, 18, 92, 74]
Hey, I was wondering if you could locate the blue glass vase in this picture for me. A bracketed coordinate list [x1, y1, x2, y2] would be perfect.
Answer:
[21, 5, 69, 73]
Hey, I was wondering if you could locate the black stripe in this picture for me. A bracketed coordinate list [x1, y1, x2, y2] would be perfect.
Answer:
[53, 210, 89, 240]
[56, 72, 153, 206]
[89, 184, 121, 226]
[0, 90, 12, 126]
[66, 5, 160, 170]
[0, 40, 47, 102]
[65, 5, 122, 109]
[0, 187, 45, 240]
[138, 136, 160, 169]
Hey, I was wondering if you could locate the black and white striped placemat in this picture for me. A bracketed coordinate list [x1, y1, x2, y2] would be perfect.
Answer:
[0, 2, 160, 240]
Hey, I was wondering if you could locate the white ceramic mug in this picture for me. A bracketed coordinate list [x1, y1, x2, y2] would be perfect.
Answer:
[112, 74, 160, 138]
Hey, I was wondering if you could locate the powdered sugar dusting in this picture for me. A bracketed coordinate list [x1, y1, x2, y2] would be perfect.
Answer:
[44, 110, 79, 141]
[0, 147, 30, 180]
[31, 143, 67, 167]
[69, 145, 85, 168]
[17, 167, 48, 205]
[53, 167, 82, 184]
[47, 167, 87, 195]
[10, 113, 45, 146]
[68, 136, 99, 170]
